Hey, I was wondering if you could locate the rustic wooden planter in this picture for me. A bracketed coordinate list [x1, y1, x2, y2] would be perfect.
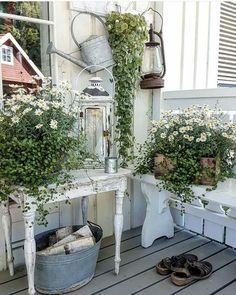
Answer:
[200, 157, 218, 185]
[154, 153, 173, 178]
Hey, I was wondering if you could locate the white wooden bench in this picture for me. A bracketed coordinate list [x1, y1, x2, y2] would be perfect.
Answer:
[139, 175, 236, 248]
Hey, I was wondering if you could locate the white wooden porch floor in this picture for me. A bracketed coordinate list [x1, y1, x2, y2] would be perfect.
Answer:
[1, 227, 236, 295]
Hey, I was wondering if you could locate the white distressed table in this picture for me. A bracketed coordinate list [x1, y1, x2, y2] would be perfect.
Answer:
[0, 168, 130, 295]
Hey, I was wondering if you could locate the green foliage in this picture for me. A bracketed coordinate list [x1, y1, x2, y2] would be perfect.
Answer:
[0, 79, 85, 224]
[135, 105, 236, 203]
[106, 12, 147, 166]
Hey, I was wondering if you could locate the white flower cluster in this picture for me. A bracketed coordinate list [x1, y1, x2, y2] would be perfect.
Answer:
[149, 105, 236, 144]
[1, 80, 78, 130]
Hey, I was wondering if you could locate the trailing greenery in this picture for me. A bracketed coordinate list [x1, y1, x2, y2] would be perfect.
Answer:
[0, 79, 86, 224]
[106, 12, 147, 166]
[135, 105, 236, 203]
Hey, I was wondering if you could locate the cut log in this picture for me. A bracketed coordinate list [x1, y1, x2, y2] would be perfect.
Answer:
[37, 236, 95, 256]
[76, 225, 93, 238]
[55, 226, 73, 240]
[64, 237, 94, 254]
[52, 225, 94, 247]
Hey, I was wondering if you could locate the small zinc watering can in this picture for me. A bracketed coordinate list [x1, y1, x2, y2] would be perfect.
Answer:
[47, 12, 114, 73]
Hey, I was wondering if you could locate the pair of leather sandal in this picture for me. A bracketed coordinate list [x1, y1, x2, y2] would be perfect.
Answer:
[156, 253, 212, 286]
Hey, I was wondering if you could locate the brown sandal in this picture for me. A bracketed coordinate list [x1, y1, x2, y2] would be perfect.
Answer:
[171, 260, 213, 286]
[156, 254, 198, 275]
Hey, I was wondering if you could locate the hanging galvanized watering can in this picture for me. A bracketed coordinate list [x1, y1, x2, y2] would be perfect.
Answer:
[47, 12, 114, 73]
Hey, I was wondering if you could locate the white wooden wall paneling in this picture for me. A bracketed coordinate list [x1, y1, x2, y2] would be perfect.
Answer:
[163, 1, 220, 91]
[194, 2, 210, 89]
[182, 2, 196, 90]
[163, 2, 183, 90]
[207, 1, 220, 88]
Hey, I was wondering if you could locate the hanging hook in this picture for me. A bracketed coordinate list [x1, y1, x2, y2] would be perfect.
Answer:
[141, 7, 163, 33]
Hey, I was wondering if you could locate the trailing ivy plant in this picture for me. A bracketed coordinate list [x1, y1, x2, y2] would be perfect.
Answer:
[106, 12, 147, 166]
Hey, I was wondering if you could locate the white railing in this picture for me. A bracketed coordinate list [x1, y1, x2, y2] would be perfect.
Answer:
[170, 178, 236, 248]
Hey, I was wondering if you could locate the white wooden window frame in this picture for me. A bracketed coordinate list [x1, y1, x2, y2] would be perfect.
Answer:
[1, 45, 13, 65]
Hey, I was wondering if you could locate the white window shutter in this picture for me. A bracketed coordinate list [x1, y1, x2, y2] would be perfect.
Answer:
[218, 1, 236, 87]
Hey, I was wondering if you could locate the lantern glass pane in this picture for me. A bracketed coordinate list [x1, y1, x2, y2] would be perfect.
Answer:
[85, 107, 104, 159]
[141, 46, 163, 76]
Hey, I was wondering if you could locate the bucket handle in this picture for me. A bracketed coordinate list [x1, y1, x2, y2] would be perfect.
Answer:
[74, 64, 115, 98]
[71, 12, 108, 50]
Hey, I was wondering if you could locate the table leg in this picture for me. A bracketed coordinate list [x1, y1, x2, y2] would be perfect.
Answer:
[114, 179, 126, 275]
[81, 196, 89, 225]
[1, 200, 14, 276]
[23, 212, 36, 295]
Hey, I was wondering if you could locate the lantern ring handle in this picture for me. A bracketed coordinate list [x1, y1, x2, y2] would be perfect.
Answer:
[74, 64, 115, 100]
[141, 7, 163, 33]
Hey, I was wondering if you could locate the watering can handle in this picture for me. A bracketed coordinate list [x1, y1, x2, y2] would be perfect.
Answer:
[71, 11, 108, 50]
[75, 64, 115, 98]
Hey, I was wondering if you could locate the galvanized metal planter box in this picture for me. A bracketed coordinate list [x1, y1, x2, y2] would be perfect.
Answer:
[35, 223, 103, 294]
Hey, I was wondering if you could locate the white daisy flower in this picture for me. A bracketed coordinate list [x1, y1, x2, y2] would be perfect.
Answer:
[50, 119, 58, 130]
[35, 109, 43, 116]
[35, 124, 43, 129]
[11, 116, 20, 124]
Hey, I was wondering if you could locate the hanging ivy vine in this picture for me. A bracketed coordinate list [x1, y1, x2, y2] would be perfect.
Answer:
[106, 12, 147, 166]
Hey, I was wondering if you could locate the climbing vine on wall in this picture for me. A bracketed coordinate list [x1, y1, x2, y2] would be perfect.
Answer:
[106, 12, 147, 166]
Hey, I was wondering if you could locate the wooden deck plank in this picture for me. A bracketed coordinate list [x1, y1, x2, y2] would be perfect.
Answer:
[100, 226, 142, 249]
[95, 230, 196, 277]
[99, 227, 181, 260]
[136, 248, 236, 295]
[0, 276, 28, 295]
[0, 266, 25, 285]
[93, 241, 225, 295]
[98, 235, 141, 261]
[213, 280, 236, 295]
[70, 234, 210, 295]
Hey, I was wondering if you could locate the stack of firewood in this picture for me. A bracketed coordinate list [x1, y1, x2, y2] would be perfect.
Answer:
[37, 225, 95, 256]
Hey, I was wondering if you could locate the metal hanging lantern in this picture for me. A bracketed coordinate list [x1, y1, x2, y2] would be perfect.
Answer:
[75, 65, 115, 165]
[140, 9, 166, 89]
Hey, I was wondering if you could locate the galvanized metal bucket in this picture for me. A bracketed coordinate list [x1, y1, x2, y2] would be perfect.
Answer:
[35, 223, 103, 294]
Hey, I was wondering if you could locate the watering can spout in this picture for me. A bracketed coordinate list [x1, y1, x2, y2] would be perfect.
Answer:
[47, 42, 89, 70]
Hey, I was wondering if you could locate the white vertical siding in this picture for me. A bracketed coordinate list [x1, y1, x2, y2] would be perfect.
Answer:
[163, 1, 220, 91]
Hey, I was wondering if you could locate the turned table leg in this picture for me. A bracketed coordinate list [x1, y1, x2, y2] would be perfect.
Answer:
[23, 211, 36, 295]
[114, 178, 126, 275]
[141, 182, 174, 248]
[1, 200, 14, 276]
[81, 196, 89, 225]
